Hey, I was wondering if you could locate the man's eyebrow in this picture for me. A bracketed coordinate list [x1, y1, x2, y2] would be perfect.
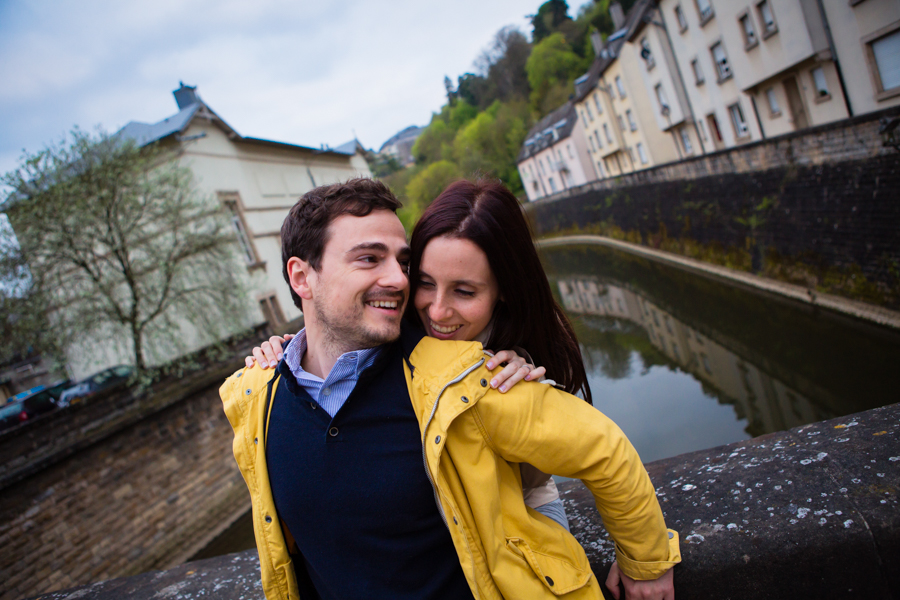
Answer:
[346, 242, 411, 255]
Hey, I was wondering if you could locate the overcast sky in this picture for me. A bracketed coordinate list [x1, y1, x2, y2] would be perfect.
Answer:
[0, 0, 540, 178]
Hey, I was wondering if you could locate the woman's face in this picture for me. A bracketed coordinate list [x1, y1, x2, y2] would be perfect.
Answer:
[414, 235, 500, 342]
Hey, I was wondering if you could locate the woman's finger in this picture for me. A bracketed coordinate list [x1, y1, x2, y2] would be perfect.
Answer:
[524, 366, 546, 381]
[486, 349, 520, 371]
[252, 346, 270, 369]
[245, 356, 255, 369]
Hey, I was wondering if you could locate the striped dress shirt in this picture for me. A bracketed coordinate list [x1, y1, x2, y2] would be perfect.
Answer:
[283, 328, 382, 417]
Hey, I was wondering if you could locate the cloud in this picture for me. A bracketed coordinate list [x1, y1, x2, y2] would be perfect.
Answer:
[0, 0, 535, 176]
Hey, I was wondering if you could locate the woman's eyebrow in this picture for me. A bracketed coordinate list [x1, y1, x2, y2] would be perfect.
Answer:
[418, 269, 485, 287]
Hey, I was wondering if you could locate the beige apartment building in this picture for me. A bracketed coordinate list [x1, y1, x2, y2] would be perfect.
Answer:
[517, 102, 596, 201]
[658, 0, 899, 143]
[58, 83, 370, 378]
[572, 0, 688, 179]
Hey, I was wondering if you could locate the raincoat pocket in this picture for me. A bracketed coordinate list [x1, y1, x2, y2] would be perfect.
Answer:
[506, 537, 593, 596]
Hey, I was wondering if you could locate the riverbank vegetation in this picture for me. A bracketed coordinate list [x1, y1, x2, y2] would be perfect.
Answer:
[379, 0, 636, 229]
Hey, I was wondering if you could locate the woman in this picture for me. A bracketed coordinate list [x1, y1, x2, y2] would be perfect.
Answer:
[249, 179, 590, 530]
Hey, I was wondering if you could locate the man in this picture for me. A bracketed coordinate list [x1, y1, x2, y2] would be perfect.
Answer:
[220, 178, 679, 600]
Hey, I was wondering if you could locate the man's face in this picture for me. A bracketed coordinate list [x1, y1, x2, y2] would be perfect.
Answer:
[305, 210, 410, 353]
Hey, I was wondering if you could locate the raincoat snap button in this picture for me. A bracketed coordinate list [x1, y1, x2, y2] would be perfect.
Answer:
[453, 517, 458, 524]
[236, 372, 242, 377]
[434, 435, 441, 444]
[480, 379, 488, 387]
[545, 576, 554, 586]
[461, 396, 469, 403]
[245, 389, 252, 395]
[329, 427, 339, 437]
[265, 515, 272, 523]
[254, 438, 258, 445]
[668, 531, 674, 539]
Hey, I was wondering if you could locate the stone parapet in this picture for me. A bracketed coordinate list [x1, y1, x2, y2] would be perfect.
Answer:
[31, 403, 900, 600]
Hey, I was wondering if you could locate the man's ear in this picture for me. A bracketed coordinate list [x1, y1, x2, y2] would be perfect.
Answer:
[287, 257, 314, 300]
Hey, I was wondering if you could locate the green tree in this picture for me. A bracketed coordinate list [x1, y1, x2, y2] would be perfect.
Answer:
[0, 129, 248, 372]
[525, 32, 584, 112]
[405, 160, 462, 218]
[531, 0, 574, 44]
[411, 100, 478, 165]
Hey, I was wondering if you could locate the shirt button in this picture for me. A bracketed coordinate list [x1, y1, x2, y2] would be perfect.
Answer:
[310, 402, 316, 410]
[322, 387, 331, 396]
[329, 427, 339, 437]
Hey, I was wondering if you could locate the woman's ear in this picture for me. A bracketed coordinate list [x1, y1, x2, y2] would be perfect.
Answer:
[287, 256, 314, 300]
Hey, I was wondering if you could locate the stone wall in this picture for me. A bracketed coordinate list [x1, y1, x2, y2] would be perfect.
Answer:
[0, 378, 250, 600]
[525, 107, 900, 308]
[32, 402, 900, 600]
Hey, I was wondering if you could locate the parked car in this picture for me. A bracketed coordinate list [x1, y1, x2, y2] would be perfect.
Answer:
[57, 366, 135, 406]
[20, 379, 72, 419]
[0, 401, 27, 432]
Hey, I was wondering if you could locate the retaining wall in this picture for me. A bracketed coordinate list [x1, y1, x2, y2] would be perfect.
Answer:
[29, 403, 900, 600]
[525, 107, 900, 308]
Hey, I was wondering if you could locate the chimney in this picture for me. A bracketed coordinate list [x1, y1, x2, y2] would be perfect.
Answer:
[610, 1, 625, 30]
[591, 30, 605, 57]
[173, 82, 200, 110]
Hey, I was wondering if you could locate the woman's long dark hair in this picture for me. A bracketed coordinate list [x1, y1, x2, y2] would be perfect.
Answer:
[407, 179, 592, 404]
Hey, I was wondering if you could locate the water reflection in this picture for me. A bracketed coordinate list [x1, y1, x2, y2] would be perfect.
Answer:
[540, 244, 900, 462]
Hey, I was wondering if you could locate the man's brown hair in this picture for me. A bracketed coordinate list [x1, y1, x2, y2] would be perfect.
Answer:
[281, 178, 402, 309]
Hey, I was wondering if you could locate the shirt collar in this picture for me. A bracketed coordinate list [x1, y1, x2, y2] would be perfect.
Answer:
[285, 328, 383, 380]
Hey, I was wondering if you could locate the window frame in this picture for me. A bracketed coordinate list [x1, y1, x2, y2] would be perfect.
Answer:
[756, 0, 778, 39]
[810, 66, 831, 103]
[710, 41, 733, 83]
[738, 10, 759, 50]
[765, 87, 781, 117]
[674, 4, 689, 32]
[258, 292, 286, 328]
[593, 92, 604, 115]
[680, 127, 694, 154]
[603, 123, 613, 144]
[691, 57, 705, 86]
[862, 20, 900, 101]
[626, 109, 638, 131]
[615, 75, 627, 98]
[694, 0, 715, 27]
[728, 101, 751, 140]
[219, 191, 264, 271]
[641, 37, 656, 70]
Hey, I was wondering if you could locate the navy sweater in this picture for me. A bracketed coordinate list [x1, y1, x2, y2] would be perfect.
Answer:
[266, 327, 473, 600]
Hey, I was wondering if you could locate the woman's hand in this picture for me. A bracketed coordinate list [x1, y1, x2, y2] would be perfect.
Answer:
[484, 349, 546, 393]
[606, 561, 674, 600]
[244, 334, 294, 369]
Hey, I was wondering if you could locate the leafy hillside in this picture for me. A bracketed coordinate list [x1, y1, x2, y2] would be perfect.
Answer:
[378, 0, 637, 230]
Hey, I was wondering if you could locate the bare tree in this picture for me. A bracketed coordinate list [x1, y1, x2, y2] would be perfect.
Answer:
[0, 129, 248, 372]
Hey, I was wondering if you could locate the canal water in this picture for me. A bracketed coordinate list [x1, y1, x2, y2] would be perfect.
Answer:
[191, 242, 900, 561]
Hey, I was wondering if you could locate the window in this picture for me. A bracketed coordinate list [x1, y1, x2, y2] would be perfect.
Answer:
[711, 42, 732, 81]
[617, 114, 627, 132]
[603, 123, 613, 144]
[691, 58, 705, 85]
[593, 93, 604, 114]
[594, 129, 603, 149]
[596, 161, 605, 177]
[695, 0, 714, 25]
[538, 159, 545, 174]
[588, 135, 596, 153]
[680, 127, 694, 154]
[739, 13, 758, 49]
[708, 113, 723, 143]
[259, 294, 286, 327]
[640, 37, 655, 69]
[615, 76, 627, 98]
[729, 102, 750, 138]
[586, 103, 594, 121]
[220, 192, 260, 266]
[548, 178, 557, 193]
[675, 5, 688, 32]
[811, 67, 830, 101]
[756, 0, 777, 38]
[567, 144, 574, 159]
[626, 109, 637, 131]
[697, 119, 708, 141]
[636, 142, 649, 164]
[766, 87, 781, 116]
[655, 83, 670, 115]
[865, 25, 900, 99]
